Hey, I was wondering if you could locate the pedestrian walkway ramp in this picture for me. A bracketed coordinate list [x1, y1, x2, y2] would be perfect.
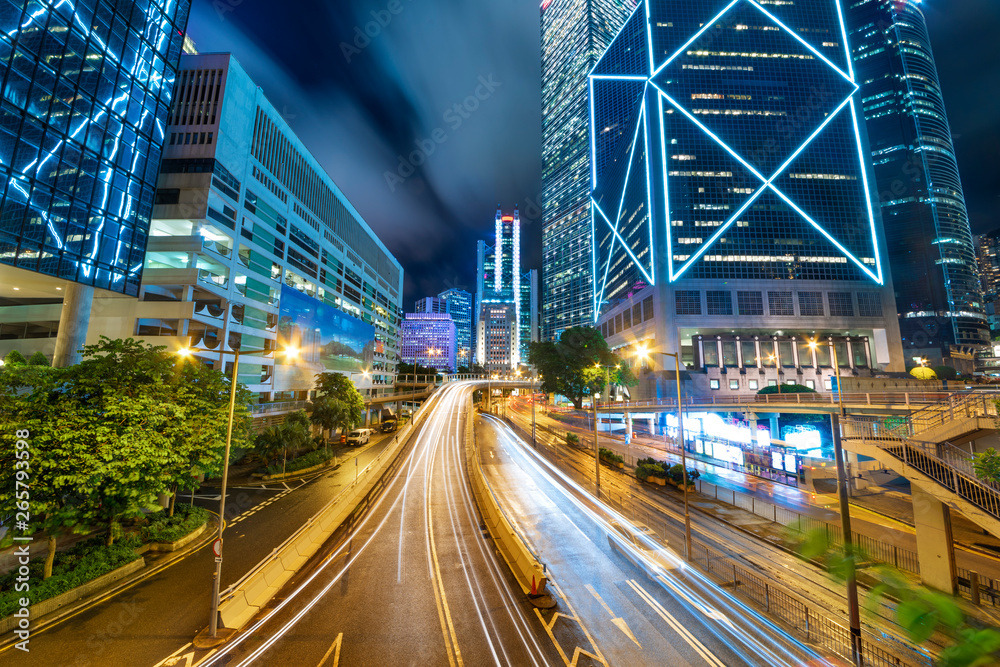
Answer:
[842, 394, 1000, 538]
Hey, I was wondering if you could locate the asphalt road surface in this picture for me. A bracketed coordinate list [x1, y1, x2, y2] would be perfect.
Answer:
[177, 382, 832, 667]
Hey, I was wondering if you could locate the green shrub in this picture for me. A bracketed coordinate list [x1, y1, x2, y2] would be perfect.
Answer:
[0, 537, 142, 617]
[27, 351, 49, 366]
[265, 448, 334, 475]
[757, 383, 816, 395]
[565, 432, 580, 445]
[140, 505, 209, 544]
[647, 464, 666, 479]
[599, 447, 624, 464]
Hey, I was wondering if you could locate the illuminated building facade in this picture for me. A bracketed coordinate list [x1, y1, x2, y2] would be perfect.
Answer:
[400, 312, 456, 373]
[0, 0, 190, 364]
[82, 54, 402, 401]
[541, 0, 635, 340]
[519, 268, 539, 361]
[590, 0, 904, 397]
[475, 207, 530, 369]
[847, 0, 987, 370]
[438, 287, 473, 367]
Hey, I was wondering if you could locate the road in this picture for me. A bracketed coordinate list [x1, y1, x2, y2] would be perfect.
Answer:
[178, 380, 558, 667]
[4, 432, 401, 667]
[512, 398, 1000, 583]
[477, 412, 828, 667]
[166, 381, 832, 667]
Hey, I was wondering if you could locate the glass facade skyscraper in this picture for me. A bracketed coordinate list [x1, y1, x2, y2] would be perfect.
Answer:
[541, 0, 635, 340]
[438, 287, 473, 367]
[847, 0, 987, 362]
[0, 0, 190, 294]
[591, 0, 904, 397]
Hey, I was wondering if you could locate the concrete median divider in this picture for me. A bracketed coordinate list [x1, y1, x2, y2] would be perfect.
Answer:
[465, 402, 553, 607]
[216, 390, 437, 631]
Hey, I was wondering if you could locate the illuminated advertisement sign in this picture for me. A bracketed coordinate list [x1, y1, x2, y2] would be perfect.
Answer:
[274, 285, 376, 391]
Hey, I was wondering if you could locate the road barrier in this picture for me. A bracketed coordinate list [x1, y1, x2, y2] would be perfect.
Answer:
[465, 403, 549, 602]
[216, 389, 439, 631]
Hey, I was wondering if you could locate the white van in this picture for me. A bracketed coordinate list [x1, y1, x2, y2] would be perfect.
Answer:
[346, 428, 372, 446]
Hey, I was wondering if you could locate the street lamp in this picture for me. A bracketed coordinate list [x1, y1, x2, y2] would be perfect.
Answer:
[659, 349, 692, 562]
[809, 337, 860, 664]
[177, 342, 299, 638]
[592, 361, 620, 499]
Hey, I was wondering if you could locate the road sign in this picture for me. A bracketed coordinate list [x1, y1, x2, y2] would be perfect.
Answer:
[212, 538, 223, 558]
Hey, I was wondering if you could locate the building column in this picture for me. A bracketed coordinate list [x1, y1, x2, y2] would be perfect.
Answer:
[52, 284, 95, 368]
[912, 485, 957, 594]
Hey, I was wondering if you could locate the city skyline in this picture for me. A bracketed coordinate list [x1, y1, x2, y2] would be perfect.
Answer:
[181, 0, 999, 308]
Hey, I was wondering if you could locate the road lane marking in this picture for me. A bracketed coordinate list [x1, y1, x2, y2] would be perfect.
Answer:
[626, 579, 726, 667]
[533, 579, 609, 667]
[315, 632, 343, 666]
[426, 410, 464, 667]
[586, 584, 641, 648]
[562, 512, 592, 542]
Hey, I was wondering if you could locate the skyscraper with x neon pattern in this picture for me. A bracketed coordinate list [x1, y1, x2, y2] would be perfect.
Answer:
[591, 0, 904, 398]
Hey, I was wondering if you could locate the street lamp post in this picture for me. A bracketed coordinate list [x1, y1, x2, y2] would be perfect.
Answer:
[659, 350, 692, 562]
[811, 338, 861, 665]
[178, 343, 298, 638]
[592, 361, 620, 500]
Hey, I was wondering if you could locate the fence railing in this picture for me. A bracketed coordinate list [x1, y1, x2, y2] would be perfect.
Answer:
[250, 400, 311, 415]
[598, 391, 962, 412]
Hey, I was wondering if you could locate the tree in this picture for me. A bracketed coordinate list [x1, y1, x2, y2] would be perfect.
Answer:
[315, 372, 364, 428]
[910, 366, 937, 380]
[456, 365, 471, 374]
[0, 337, 253, 567]
[253, 411, 312, 473]
[310, 396, 358, 448]
[973, 448, 1000, 485]
[528, 326, 636, 409]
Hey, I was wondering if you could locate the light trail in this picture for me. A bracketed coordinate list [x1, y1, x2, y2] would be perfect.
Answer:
[483, 414, 832, 667]
[197, 381, 551, 667]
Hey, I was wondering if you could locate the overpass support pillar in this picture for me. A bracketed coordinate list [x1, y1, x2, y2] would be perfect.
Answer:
[912, 485, 957, 594]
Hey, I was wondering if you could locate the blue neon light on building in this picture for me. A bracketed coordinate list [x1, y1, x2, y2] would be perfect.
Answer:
[590, 0, 887, 314]
[0, 0, 190, 294]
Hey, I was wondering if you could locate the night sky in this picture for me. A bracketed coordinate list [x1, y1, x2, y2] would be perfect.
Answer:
[185, 0, 1000, 307]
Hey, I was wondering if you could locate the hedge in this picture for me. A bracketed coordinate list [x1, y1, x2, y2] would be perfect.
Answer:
[140, 505, 209, 544]
[265, 448, 335, 475]
[0, 536, 142, 617]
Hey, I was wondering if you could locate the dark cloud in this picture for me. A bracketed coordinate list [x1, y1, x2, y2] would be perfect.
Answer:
[187, 0, 542, 306]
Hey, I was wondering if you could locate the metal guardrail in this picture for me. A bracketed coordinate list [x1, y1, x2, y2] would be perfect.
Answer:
[250, 400, 311, 415]
[885, 392, 999, 439]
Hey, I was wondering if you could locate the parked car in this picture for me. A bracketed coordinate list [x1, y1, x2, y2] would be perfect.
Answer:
[607, 520, 680, 575]
[346, 428, 372, 446]
[380, 418, 398, 433]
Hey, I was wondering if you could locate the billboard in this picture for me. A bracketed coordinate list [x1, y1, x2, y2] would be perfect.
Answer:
[274, 285, 376, 391]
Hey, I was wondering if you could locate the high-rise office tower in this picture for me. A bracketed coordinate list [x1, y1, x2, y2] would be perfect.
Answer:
[0, 0, 191, 365]
[591, 0, 904, 398]
[438, 287, 473, 367]
[414, 296, 448, 314]
[400, 312, 456, 373]
[976, 232, 1000, 301]
[476, 207, 529, 369]
[540, 0, 635, 341]
[82, 53, 403, 401]
[520, 268, 539, 361]
[848, 0, 987, 369]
